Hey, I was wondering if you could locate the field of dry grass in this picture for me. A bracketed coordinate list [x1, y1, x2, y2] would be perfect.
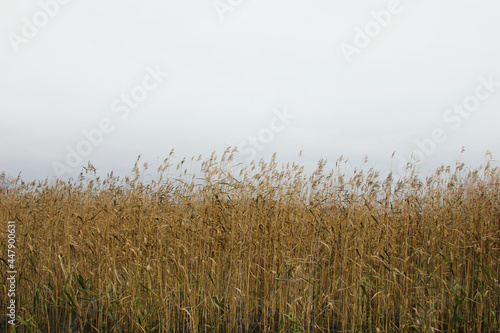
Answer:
[1, 150, 500, 332]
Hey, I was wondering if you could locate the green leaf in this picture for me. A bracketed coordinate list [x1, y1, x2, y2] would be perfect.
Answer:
[76, 274, 87, 291]
[284, 314, 304, 330]
[360, 285, 368, 298]
[180, 285, 185, 302]
[206, 269, 216, 288]
[212, 296, 224, 311]
[64, 287, 76, 308]
[139, 282, 157, 297]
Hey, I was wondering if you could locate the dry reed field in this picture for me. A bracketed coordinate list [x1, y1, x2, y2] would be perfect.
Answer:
[1, 150, 500, 332]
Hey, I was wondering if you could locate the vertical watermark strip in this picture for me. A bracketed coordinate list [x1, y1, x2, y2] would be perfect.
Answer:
[6, 220, 17, 326]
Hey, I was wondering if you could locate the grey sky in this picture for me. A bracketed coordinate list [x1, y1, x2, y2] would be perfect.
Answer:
[1, 0, 500, 181]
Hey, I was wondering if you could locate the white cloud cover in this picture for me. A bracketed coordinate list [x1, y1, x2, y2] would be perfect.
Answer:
[1, 0, 499, 180]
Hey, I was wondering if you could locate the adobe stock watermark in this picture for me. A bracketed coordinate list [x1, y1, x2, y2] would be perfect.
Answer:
[340, 0, 403, 64]
[395, 75, 499, 176]
[213, 0, 246, 21]
[6, 220, 17, 326]
[7, 0, 73, 54]
[237, 107, 295, 162]
[51, 65, 168, 177]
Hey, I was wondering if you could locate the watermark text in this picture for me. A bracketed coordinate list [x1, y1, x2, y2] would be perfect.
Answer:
[6, 220, 17, 326]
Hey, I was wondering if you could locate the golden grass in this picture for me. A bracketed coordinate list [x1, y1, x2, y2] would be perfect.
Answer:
[1, 150, 499, 332]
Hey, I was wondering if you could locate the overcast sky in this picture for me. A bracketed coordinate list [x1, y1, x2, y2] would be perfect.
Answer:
[1, 0, 500, 181]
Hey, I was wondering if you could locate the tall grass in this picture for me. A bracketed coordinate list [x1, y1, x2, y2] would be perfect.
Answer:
[1, 150, 499, 332]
